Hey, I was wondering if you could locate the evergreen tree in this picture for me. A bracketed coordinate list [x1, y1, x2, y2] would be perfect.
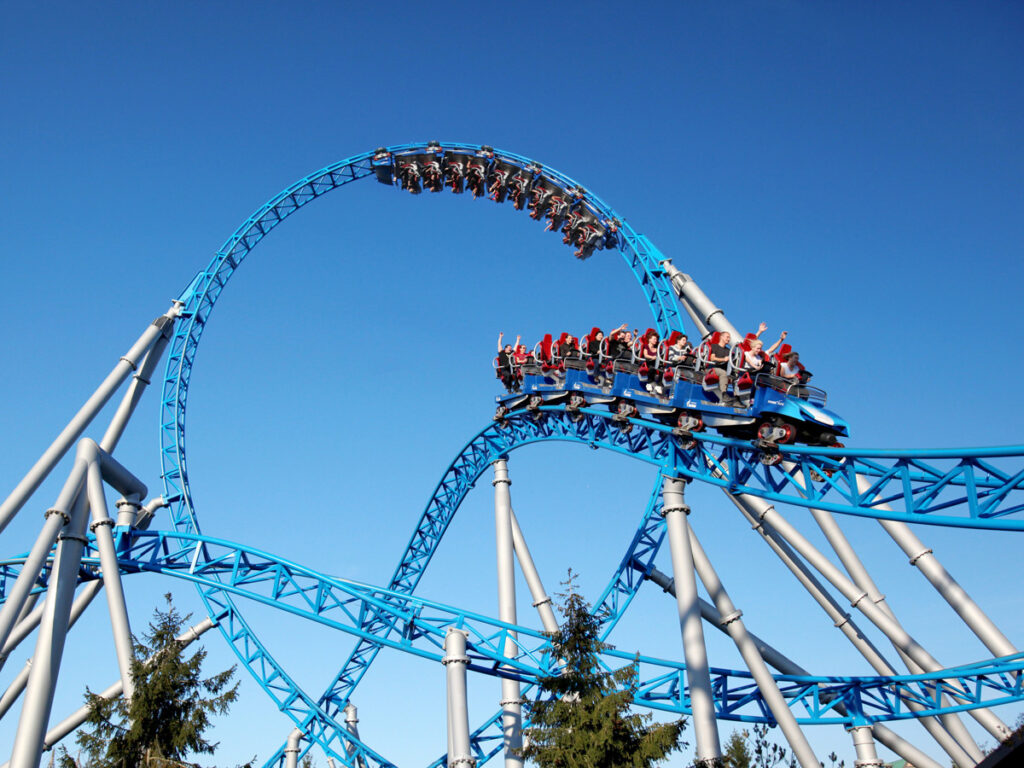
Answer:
[67, 594, 239, 767]
[519, 574, 686, 768]
[723, 730, 752, 768]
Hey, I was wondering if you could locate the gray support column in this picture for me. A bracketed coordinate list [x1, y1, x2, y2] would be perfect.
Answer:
[0, 581, 103, 677]
[646, 566, 942, 768]
[0, 458, 88, 655]
[849, 726, 884, 768]
[10, 489, 91, 768]
[676, 293, 712, 340]
[13, 597, 39, 637]
[509, 511, 559, 634]
[685, 524, 818, 768]
[734, 491, 1006, 744]
[0, 579, 104, 720]
[727, 493, 976, 768]
[661, 477, 721, 763]
[853, 475, 1018, 658]
[284, 728, 303, 768]
[492, 460, 523, 768]
[26, 618, 215, 755]
[0, 306, 177, 535]
[784, 470, 986, 760]
[659, 262, 740, 339]
[86, 462, 136, 698]
[99, 318, 174, 453]
[344, 703, 366, 768]
[444, 628, 475, 768]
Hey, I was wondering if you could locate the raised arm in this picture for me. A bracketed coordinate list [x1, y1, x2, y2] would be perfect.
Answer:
[754, 321, 768, 339]
[765, 330, 787, 356]
[497, 332, 504, 352]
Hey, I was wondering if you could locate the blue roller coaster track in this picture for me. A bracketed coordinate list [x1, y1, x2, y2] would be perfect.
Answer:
[1, 141, 1020, 768]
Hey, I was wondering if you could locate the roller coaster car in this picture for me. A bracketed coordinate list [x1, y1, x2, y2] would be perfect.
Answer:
[396, 157, 422, 194]
[443, 152, 471, 193]
[495, 360, 849, 447]
[528, 179, 561, 220]
[372, 149, 394, 185]
[421, 151, 444, 193]
[466, 155, 490, 198]
[509, 166, 539, 210]
[563, 212, 605, 260]
[488, 161, 517, 203]
[544, 193, 572, 232]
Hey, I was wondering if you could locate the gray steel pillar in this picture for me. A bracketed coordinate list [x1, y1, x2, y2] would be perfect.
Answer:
[737, 491, 1006, 744]
[444, 628, 475, 768]
[659, 262, 740, 339]
[0, 306, 177, 536]
[99, 318, 174, 453]
[86, 463, 136, 699]
[675, 293, 712, 340]
[853, 475, 1018, 658]
[10, 488, 91, 768]
[849, 725, 884, 768]
[284, 728, 303, 768]
[0, 579, 104, 720]
[781, 465, 986, 759]
[509, 511, 559, 634]
[646, 565, 941, 768]
[0, 581, 103, 678]
[492, 460, 523, 768]
[0, 459, 88, 654]
[728, 492, 976, 768]
[685, 524, 818, 768]
[344, 703, 366, 768]
[661, 476, 721, 762]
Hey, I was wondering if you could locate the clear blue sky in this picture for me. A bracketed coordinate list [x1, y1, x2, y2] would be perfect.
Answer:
[2, 2, 1023, 766]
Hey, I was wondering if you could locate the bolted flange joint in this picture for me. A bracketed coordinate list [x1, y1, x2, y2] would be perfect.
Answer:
[908, 547, 933, 566]
[660, 504, 690, 517]
[718, 609, 743, 627]
[849, 591, 870, 609]
[90, 518, 115, 532]
[44, 508, 70, 525]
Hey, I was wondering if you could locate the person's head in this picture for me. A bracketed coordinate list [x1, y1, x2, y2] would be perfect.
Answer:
[516, 344, 526, 353]
[595, 331, 604, 341]
[788, 351, 799, 362]
[624, 331, 633, 343]
[503, 344, 512, 353]
[750, 339, 763, 352]
[675, 334, 688, 347]
[720, 332, 732, 345]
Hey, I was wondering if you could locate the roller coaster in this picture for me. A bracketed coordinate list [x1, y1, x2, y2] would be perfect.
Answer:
[1, 142, 1022, 768]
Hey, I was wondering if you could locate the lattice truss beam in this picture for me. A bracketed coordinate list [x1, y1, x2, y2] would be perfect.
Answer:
[2, 142, 1021, 768]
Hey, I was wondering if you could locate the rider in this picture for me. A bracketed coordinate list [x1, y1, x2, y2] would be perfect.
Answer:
[496, 333, 520, 392]
[708, 331, 733, 402]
